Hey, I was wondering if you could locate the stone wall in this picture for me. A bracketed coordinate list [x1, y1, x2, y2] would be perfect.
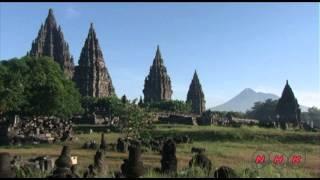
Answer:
[158, 114, 198, 125]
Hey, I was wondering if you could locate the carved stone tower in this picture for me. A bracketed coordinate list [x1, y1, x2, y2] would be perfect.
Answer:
[73, 23, 115, 97]
[186, 70, 206, 114]
[143, 45, 172, 103]
[29, 8, 74, 79]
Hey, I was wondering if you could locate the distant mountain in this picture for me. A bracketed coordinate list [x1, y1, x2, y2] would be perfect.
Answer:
[210, 88, 309, 113]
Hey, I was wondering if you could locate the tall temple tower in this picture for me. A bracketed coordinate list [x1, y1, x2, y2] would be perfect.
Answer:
[276, 80, 301, 129]
[143, 45, 172, 103]
[29, 9, 74, 79]
[73, 23, 115, 97]
[186, 70, 206, 114]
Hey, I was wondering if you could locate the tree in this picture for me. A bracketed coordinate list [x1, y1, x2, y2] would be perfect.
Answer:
[138, 96, 143, 107]
[93, 96, 124, 118]
[121, 94, 128, 104]
[81, 95, 153, 136]
[145, 100, 192, 113]
[0, 58, 29, 116]
[302, 107, 320, 128]
[246, 99, 278, 122]
[0, 56, 83, 119]
[81, 96, 97, 114]
[119, 102, 153, 139]
[307, 107, 320, 121]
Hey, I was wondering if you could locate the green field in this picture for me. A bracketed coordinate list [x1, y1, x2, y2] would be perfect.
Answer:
[1, 124, 319, 178]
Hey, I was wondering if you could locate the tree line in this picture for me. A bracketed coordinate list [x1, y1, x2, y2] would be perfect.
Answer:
[2, 56, 317, 133]
[0, 56, 193, 137]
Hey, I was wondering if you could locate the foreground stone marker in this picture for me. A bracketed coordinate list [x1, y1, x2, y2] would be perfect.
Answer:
[70, 165, 80, 178]
[100, 133, 107, 152]
[121, 142, 145, 178]
[161, 139, 177, 174]
[188, 151, 212, 173]
[0, 152, 16, 178]
[83, 149, 108, 178]
[94, 150, 106, 174]
[117, 138, 128, 153]
[83, 164, 96, 178]
[213, 166, 238, 178]
[48, 146, 77, 178]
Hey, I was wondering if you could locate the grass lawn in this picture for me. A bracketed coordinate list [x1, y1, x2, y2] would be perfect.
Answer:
[0, 124, 319, 178]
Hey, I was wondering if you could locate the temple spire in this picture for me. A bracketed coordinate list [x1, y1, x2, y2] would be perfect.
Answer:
[155, 45, 162, 59]
[153, 45, 163, 66]
[187, 70, 206, 114]
[29, 8, 74, 79]
[45, 8, 57, 27]
[73, 23, 115, 97]
[89, 22, 95, 34]
[193, 70, 199, 83]
[48, 8, 53, 15]
[276, 80, 300, 129]
[143, 46, 172, 102]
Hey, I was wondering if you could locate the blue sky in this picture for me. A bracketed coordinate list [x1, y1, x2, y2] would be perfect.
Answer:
[0, 3, 319, 108]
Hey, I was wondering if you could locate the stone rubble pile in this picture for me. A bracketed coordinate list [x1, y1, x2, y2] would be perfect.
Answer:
[6, 116, 73, 145]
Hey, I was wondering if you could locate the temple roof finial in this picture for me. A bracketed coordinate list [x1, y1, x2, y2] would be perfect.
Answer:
[153, 45, 163, 66]
[155, 45, 162, 59]
[49, 8, 53, 15]
[192, 69, 200, 84]
[46, 8, 57, 27]
[88, 22, 96, 35]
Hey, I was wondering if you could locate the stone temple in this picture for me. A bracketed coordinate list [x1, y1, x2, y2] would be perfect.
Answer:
[276, 80, 301, 128]
[73, 23, 115, 97]
[29, 9, 74, 79]
[143, 45, 172, 103]
[186, 70, 206, 114]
